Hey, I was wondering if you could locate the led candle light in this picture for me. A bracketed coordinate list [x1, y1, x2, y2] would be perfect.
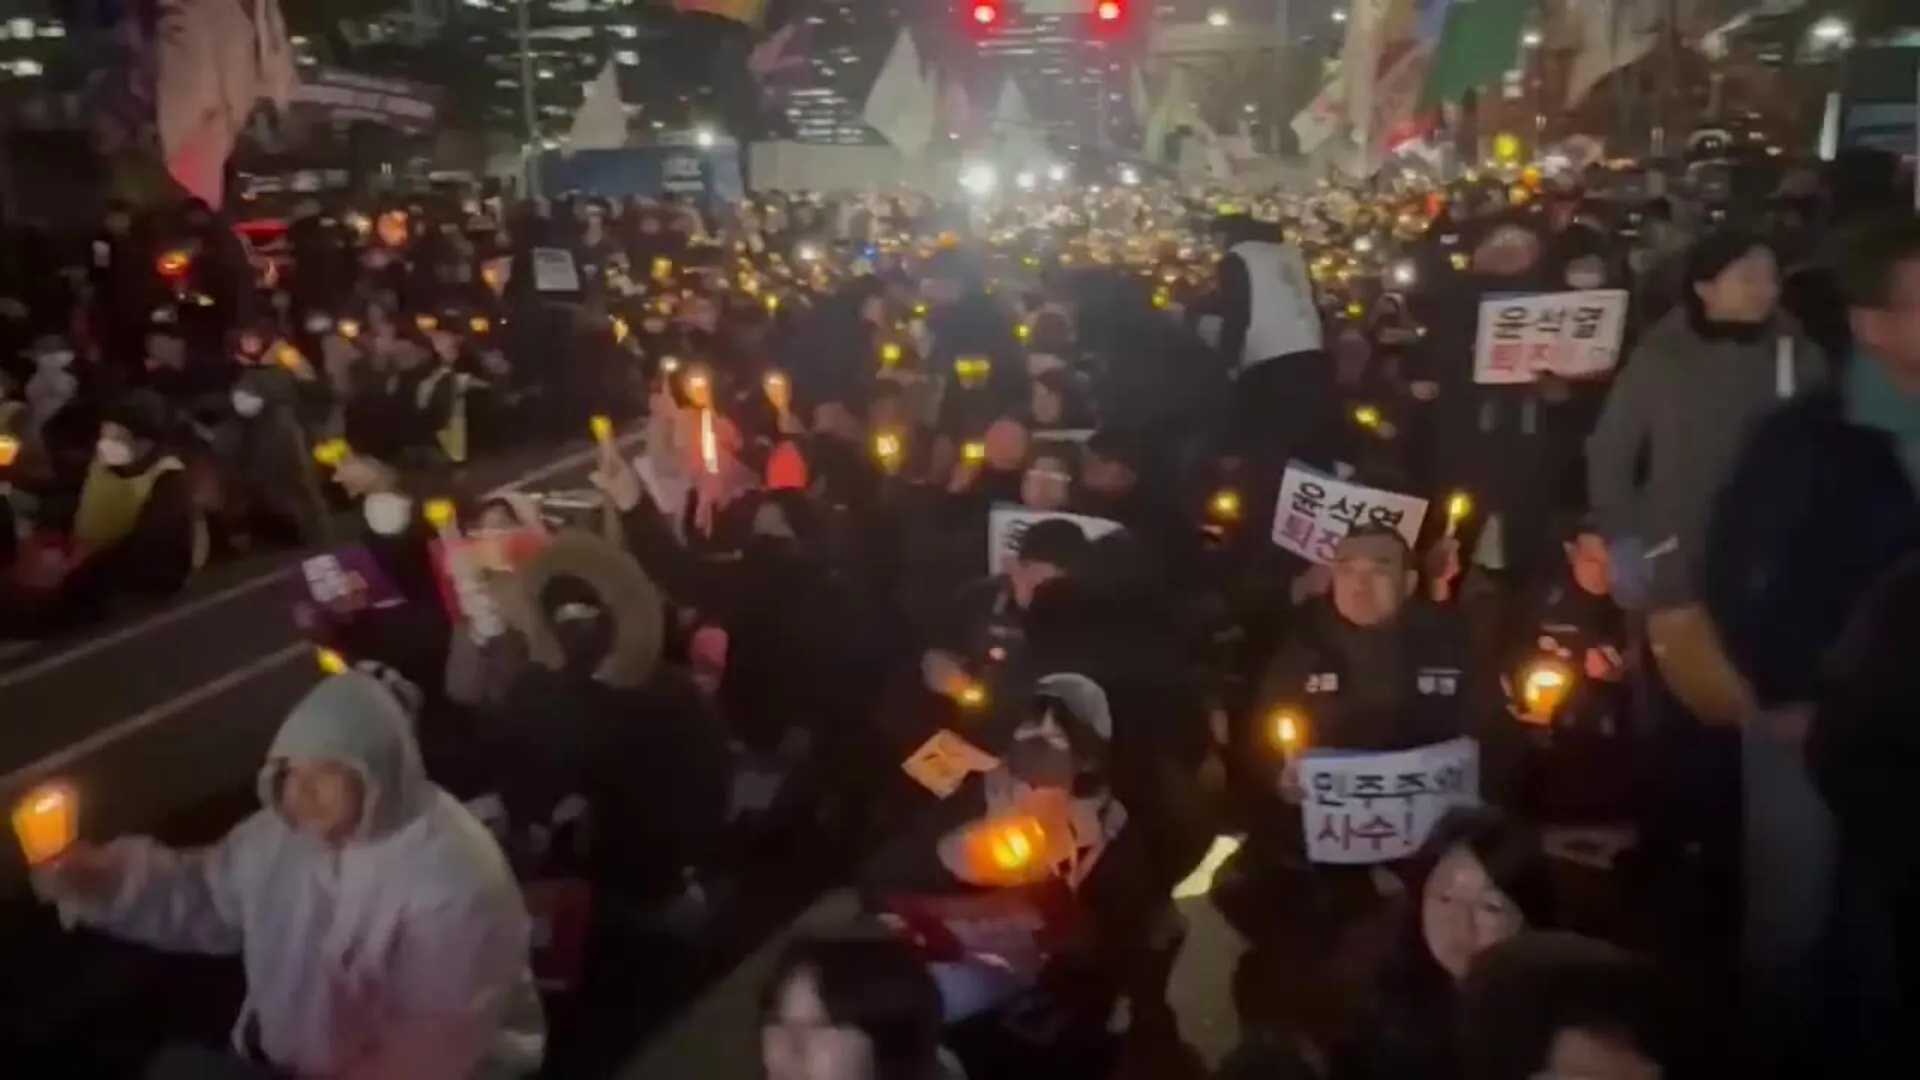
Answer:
[0, 434, 19, 469]
[961, 441, 986, 466]
[12, 781, 78, 867]
[1444, 491, 1472, 539]
[590, 415, 614, 446]
[424, 498, 457, 532]
[316, 648, 349, 675]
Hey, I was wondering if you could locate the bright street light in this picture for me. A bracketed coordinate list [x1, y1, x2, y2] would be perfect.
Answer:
[1015, 170, 1037, 191]
[1331, 9, 1345, 23]
[693, 126, 716, 149]
[959, 162, 999, 197]
[1118, 165, 1140, 186]
[1047, 163, 1069, 183]
[1521, 29, 1542, 48]
[1207, 10, 1229, 28]
[1810, 17, 1851, 46]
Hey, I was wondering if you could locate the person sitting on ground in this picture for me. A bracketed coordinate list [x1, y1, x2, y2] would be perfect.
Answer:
[32, 671, 545, 1079]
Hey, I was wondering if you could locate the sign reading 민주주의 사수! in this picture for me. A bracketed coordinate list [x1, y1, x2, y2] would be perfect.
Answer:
[1301, 737, 1481, 865]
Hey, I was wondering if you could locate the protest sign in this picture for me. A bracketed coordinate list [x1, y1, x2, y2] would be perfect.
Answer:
[299, 546, 402, 610]
[1270, 463, 1428, 564]
[986, 505, 1123, 573]
[530, 247, 582, 293]
[429, 527, 549, 639]
[902, 729, 1001, 799]
[1472, 289, 1628, 384]
[1300, 737, 1480, 865]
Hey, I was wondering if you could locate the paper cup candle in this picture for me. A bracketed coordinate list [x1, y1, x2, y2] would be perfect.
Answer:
[12, 781, 78, 866]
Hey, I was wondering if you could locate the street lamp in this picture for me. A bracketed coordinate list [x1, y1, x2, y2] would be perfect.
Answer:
[1810, 17, 1851, 48]
[1331, 9, 1345, 23]
[693, 126, 716, 149]
[1207, 9, 1228, 28]
[1521, 29, 1542, 48]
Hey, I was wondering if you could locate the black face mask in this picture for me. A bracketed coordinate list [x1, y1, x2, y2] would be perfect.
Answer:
[553, 611, 613, 676]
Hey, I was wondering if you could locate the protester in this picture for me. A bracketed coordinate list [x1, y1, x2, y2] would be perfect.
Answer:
[1457, 931, 1677, 1080]
[31, 672, 544, 1077]
[760, 932, 949, 1080]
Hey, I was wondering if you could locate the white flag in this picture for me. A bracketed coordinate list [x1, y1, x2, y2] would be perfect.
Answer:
[158, 0, 274, 208]
[862, 30, 936, 157]
[993, 77, 1045, 161]
[1565, 0, 1662, 109]
[567, 60, 629, 152]
[1292, 63, 1345, 154]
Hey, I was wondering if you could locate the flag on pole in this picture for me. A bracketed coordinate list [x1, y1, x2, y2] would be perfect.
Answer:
[567, 60, 628, 152]
[675, 0, 767, 29]
[157, 0, 293, 208]
[1422, 0, 1535, 107]
[1565, 0, 1663, 109]
[861, 30, 936, 157]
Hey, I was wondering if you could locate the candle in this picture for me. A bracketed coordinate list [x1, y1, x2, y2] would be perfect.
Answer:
[12, 781, 78, 867]
[699, 408, 719, 475]
[0, 434, 19, 469]
[316, 648, 349, 675]
[1443, 491, 1472, 539]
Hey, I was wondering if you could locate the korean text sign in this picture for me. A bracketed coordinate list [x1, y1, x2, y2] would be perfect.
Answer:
[1270, 463, 1428, 564]
[1300, 737, 1480, 865]
[1471, 289, 1627, 384]
[987, 505, 1124, 573]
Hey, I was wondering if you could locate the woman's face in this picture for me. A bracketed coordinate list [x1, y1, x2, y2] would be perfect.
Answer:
[761, 969, 875, 1080]
[1420, 844, 1526, 980]
[1694, 247, 1779, 323]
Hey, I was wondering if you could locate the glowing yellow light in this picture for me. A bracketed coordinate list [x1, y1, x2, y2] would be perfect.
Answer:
[415, 314, 438, 333]
[1269, 708, 1305, 750]
[311, 439, 350, 468]
[1354, 405, 1382, 429]
[424, 498, 457, 531]
[469, 315, 490, 334]
[338, 319, 361, 340]
[316, 648, 349, 675]
[880, 342, 903, 366]
[961, 440, 986, 466]
[590, 415, 614, 444]
[0, 435, 19, 469]
[957, 682, 987, 709]
[1209, 488, 1242, 521]
[11, 781, 78, 867]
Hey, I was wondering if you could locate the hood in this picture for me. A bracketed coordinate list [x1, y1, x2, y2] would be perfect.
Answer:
[1035, 671, 1112, 742]
[258, 672, 432, 841]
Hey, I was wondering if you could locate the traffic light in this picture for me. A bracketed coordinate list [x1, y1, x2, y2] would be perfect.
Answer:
[1095, 0, 1122, 22]
[971, 0, 999, 26]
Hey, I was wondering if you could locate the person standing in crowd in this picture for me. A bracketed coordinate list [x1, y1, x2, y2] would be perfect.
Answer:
[1210, 215, 1327, 466]
[31, 672, 544, 1078]
[1586, 229, 1827, 893]
[1704, 214, 1920, 1074]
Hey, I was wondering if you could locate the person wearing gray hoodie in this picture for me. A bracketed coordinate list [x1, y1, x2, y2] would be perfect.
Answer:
[34, 672, 545, 1079]
[1587, 230, 1828, 610]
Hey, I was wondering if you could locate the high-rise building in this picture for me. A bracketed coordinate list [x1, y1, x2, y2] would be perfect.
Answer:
[777, 0, 901, 144]
[947, 0, 1131, 151]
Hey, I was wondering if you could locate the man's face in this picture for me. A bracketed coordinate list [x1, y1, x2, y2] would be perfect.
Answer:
[1566, 533, 1612, 595]
[1853, 259, 1920, 387]
[1331, 549, 1410, 627]
[279, 759, 365, 845]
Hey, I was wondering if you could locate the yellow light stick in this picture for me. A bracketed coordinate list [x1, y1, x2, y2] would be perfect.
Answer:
[316, 648, 349, 675]
[1443, 491, 1472, 540]
[590, 415, 614, 446]
[424, 498, 457, 532]
[961, 441, 986, 466]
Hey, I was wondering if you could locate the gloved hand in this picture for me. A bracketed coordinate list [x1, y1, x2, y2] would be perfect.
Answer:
[1606, 535, 1650, 612]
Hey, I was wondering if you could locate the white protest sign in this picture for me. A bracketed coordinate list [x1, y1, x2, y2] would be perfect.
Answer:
[1301, 737, 1480, 865]
[530, 247, 582, 293]
[1472, 289, 1628, 384]
[1270, 462, 1428, 564]
[987, 505, 1123, 574]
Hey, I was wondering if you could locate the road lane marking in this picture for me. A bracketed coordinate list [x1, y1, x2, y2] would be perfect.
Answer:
[0, 434, 637, 693]
[0, 434, 638, 788]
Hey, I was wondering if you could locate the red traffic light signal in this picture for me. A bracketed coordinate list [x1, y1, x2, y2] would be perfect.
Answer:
[972, 1, 998, 25]
[1096, 0, 1121, 21]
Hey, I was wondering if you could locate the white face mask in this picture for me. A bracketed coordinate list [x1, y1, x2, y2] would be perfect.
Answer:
[96, 438, 134, 467]
[1566, 267, 1605, 290]
[35, 350, 73, 370]
[304, 315, 332, 334]
[363, 492, 414, 536]
[231, 390, 265, 417]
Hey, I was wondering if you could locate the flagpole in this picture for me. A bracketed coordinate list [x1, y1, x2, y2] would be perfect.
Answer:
[518, 0, 541, 198]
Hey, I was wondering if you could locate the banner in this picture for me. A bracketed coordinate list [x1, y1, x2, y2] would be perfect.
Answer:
[1471, 289, 1629, 384]
[290, 68, 437, 130]
[429, 528, 549, 639]
[986, 505, 1123, 573]
[1270, 462, 1429, 564]
[1300, 737, 1479, 864]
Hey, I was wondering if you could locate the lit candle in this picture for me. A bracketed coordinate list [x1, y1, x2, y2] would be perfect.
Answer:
[11, 781, 78, 867]
[590, 415, 614, 446]
[0, 434, 19, 469]
[424, 498, 457, 533]
[699, 408, 719, 475]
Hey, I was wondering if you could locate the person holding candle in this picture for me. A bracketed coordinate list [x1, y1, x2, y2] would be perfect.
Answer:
[30, 671, 544, 1079]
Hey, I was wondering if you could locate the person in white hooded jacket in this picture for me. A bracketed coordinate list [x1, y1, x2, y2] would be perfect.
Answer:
[32, 671, 545, 1079]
